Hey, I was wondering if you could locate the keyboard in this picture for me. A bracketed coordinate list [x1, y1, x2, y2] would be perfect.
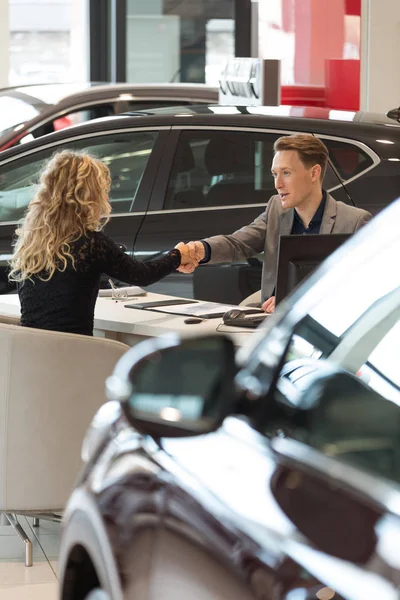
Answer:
[223, 313, 270, 329]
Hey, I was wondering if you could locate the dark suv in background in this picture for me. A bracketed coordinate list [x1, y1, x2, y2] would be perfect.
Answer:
[0, 82, 218, 151]
[0, 104, 399, 301]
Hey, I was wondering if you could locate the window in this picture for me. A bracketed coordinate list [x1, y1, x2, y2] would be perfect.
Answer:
[52, 104, 115, 132]
[264, 225, 400, 483]
[165, 130, 280, 210]
[18, 104, 116, 145]
[125, 1, 234, 86]
[122, 100, 193, 113]
[164, 130, 356, 211]
[323, 138, 374, 181]
[0, 131, 158, 222]
[9, 0, 89, 86]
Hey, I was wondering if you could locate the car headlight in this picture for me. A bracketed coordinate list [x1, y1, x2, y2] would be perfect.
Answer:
[81, 400, 122, 463]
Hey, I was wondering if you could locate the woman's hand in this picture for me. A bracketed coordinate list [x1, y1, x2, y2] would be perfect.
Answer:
[175, 242, 199, 273]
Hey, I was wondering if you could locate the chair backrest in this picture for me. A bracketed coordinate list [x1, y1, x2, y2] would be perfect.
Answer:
[0, 314, 20, 326]
[0, 323, 129, 511]
[239, 289, 261, 307]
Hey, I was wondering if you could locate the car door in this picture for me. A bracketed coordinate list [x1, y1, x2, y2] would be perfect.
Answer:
[0, 126, 168, 292]
[135, 126, 347, 303]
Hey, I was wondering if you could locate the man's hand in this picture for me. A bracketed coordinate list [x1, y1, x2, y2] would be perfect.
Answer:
[261, 296, 275, 313]
[175, 241, 205, 273]
[186, 241, 206, 262]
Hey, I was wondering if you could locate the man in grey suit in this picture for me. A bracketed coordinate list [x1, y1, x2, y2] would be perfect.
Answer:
[179, 133, 372, 312]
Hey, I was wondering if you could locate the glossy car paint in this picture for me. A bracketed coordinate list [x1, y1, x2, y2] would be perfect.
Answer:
[59, 199, 400, 600]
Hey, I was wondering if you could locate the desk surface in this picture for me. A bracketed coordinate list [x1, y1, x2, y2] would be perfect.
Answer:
[0, 292, 256, 347]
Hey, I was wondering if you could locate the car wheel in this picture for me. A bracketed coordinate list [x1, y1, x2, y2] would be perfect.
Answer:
[84, 590, 110, 600]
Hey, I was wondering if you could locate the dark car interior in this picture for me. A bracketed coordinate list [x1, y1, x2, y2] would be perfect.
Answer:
[164, 131, 275, 211]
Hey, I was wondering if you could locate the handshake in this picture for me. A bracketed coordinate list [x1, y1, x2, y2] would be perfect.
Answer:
[174, 240, 275, 313]
[174, 241, 205, 273]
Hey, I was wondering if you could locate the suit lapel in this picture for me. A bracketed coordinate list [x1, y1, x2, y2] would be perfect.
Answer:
[320, 194, 337, 234]
[279, 209, 295, 235]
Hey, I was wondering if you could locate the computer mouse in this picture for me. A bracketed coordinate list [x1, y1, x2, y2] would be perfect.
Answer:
[184, 317, 203, 324]
[222, 308, 246, 323]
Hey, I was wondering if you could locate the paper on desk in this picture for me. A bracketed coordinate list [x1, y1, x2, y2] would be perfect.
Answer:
[98, 286, 147, 297]
[151, 301, 240, 316]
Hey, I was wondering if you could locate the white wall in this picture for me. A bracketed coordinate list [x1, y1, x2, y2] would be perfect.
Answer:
[0, 0, 9, 86]
[360, 0, 400, 112]
[9, 1, 71, 31]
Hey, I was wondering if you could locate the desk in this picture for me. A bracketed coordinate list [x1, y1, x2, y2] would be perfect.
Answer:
[0, 293, 255, 348]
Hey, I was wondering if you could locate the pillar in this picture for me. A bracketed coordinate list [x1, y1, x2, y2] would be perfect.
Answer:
[360, 0, 400, 112]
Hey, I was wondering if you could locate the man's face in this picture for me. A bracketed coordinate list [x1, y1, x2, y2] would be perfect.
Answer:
[271, 150, 320, 210]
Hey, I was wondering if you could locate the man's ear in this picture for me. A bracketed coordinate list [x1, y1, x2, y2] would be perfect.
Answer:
[311, 164, 322, 182]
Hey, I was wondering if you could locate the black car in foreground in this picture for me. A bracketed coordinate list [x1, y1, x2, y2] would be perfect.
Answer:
[59, 196, 400, 600]
[0, 104, 400, 302]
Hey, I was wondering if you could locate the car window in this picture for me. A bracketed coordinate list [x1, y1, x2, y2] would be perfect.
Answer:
[269, 308, 400, 485]
[322, 161, 341, 190]
[0, 131, 158, 222]
[121, 100, 192, 113]
[364, 321, 400, 396]
[265, 226, 400, 484]
[52, 104, 116, 132]
[164, 130, 354, 211]
[164, 130, 280, 210]
[17, 104, 117, 145]
[322, 138, 374, 181]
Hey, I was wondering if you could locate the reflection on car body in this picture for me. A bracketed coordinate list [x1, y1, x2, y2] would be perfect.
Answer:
[59, 197, 400, 600]
[0, 104, 400, 303]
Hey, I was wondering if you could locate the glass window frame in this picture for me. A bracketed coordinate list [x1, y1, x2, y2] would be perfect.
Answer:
[0, 127, 164, 223]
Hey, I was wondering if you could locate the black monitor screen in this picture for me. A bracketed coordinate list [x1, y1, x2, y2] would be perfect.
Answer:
[275, 233, 351, 306]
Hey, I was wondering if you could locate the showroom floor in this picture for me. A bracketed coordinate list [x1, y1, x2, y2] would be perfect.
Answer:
[0, 517, 59, 599]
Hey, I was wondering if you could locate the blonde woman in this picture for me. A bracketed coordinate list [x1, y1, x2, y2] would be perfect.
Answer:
[9, 150, 196, 335]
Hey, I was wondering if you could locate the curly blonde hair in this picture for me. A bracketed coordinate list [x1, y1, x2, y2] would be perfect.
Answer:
[9, 150, 112, 282]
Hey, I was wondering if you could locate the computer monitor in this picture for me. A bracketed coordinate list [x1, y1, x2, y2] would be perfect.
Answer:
[275, 233, 351, 306]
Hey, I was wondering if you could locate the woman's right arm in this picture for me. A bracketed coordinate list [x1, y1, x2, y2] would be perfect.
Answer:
[95, 233, 194, 287]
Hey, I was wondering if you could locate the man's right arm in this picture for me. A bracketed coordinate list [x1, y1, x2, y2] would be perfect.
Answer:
[202, 207, 270, 264]
[176, 196, 276, 273]
[177, 213, 268, 273]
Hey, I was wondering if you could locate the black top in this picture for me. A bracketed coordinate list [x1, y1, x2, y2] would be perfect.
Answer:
[291, 191, 327, 235]
[18, 231, 181, 336]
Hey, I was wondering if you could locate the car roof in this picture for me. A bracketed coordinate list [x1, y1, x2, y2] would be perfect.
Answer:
[1, 102, 399, 163]
[127, 103, 400, 127]
[0, 82, 219, 108]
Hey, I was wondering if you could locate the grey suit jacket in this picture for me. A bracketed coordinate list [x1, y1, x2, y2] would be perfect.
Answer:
[203, 194, 372, 301]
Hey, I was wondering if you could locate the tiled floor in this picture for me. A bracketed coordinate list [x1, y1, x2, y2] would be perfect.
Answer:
[0, 516, 60, 599]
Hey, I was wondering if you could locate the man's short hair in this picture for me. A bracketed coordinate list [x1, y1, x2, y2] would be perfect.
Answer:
[273, 133, 329, 179]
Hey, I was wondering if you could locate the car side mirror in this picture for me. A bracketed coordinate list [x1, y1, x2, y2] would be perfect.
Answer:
[106, 334, 237, 437]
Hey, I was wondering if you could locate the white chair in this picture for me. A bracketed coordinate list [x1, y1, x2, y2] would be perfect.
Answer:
[239, 289, 261, 307]
[0, 314, 20, 326]
[0, 323, 129, 566]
